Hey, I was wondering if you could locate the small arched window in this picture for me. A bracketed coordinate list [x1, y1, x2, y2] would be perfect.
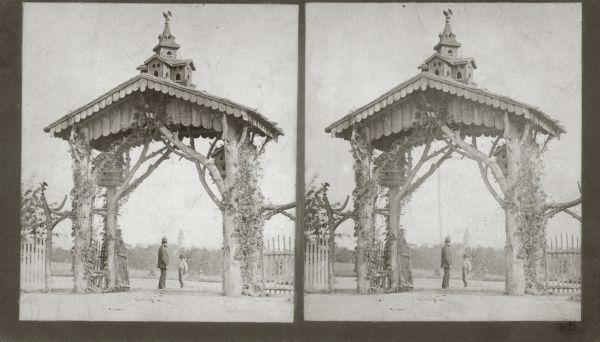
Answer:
[167, 51, 172, 56]
[435, 70, 440, 76]
[457, 72, 462, 79]
[176, 73, 181, 81]
[154, 71, 158, 77]
[448, 49, 452, 54]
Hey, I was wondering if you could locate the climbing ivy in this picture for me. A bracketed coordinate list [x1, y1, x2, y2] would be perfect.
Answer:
[304, 181, 331, 239]
[225, 141, 266, 296]
[505, 141, 548, 295]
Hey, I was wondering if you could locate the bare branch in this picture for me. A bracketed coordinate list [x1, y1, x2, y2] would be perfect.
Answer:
[277, 211, 296, 221]
[121, 141, 150, 189]
[545, 197, 582, 219]
[561, 208, 582, 222]
[404, 147, 453, 197]
[256, 136, 272, 157]
[207, 137, 219, 159]
[263, 201, 296, 212]
[194, 161, 223, 209]
[332, 195, 350, 212]
[120, 150, 172, 200]
[158, 124, 225, 194]
[425, 145, 450, 161]
[477, 162, 505, 208]
[396, 141, 431, 197]
[52, 195, 68, 212]
[142, 146, 169, 162]
[51, 215, 70, 229]
[441, 124, 508, 192]
[488, 136, 501, 158]
[334, 212, 353, 227]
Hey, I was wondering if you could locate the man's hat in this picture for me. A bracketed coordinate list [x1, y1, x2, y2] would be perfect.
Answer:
[161, 236, 168, 243]
[445, 236, 451, 243]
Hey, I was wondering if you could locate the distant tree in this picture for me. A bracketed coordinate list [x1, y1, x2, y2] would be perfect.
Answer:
[334, 247, 355, 264]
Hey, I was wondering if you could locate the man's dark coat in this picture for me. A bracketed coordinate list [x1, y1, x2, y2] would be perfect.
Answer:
[441, 244, 452, 269]
[158, 245, 169, 270]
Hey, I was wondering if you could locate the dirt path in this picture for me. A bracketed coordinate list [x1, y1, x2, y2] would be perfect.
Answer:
[305, 277, 580, 321]
[20, 277, 293, 322]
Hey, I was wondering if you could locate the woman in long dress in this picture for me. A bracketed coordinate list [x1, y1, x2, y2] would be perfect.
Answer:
[115, 229, 130, 289]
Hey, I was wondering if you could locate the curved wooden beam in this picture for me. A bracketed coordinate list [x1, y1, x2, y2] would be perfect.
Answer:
[158, 124, 225, 195]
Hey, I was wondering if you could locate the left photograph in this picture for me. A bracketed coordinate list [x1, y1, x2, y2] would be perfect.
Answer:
[20, 3, 297, 322]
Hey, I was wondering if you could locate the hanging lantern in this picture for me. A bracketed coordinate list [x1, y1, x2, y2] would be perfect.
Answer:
[493, 144, 508, 177]
[98, 154, 125, 188]
[380, 168, 403, 187]
[211, 146, 226, 179]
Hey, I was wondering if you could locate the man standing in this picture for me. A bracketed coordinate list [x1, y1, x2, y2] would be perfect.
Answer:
[441, 236, 452, 289]
[157, 237, 169, 289]
[178, 255, 189, 288]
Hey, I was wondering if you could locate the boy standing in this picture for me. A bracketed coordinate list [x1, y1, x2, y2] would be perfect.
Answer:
[178, 255, 189, 288]
[462, 253, 472, 288]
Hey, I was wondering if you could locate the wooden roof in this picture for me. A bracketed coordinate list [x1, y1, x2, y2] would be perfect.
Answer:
[44, 73, 283, 145]
[325, 72, 565, 145]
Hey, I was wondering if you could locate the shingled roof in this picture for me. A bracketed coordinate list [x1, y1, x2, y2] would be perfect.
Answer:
[325, 72, 565, 139]
[44, 73, 284, 140]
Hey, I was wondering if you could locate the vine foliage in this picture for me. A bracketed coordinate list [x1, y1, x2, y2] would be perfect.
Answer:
[225, 141, 266, 296]
[505, 140, 548, 295]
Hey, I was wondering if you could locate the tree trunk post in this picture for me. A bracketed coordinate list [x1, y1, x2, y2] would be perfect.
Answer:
[327, 227, 335, 293]
[69, 126, 96, 293]
[388, 184, 402, 291]
[504, 119, 526, 296]
[351, 127, 377, 295]
[44, 230, 52, 292]
[105, 187, 118, 289]
[221, 116, 243, 296]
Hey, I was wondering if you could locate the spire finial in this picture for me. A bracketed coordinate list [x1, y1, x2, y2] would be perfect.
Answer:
[443, 8, 453, 23]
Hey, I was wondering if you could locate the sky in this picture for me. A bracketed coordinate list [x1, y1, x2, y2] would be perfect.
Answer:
[306, 3, 581, 249]
[22, 4, 298, 249]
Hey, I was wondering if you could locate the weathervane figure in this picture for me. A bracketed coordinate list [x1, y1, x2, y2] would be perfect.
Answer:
[443, 8, 453, 22]
[163, 10, 172, 23]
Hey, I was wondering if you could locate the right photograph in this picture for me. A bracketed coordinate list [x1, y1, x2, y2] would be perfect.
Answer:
[304, 3, 581, 321]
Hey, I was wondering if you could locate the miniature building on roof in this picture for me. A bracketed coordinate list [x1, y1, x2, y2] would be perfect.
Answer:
[44, 12, 283, 150]
[137, 12, 196, 88]
[418, 10, 477, 84]
[325, 10, 564, 151]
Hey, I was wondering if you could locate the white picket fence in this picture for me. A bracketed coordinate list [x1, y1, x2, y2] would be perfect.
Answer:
[261, 235, 294, 295]
[20, 235, 46, 291]
[304, 237, 329, 293]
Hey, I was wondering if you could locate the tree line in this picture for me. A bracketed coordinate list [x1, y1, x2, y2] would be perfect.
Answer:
[51, 244, 224, 276]
[334, 244, 505, 276]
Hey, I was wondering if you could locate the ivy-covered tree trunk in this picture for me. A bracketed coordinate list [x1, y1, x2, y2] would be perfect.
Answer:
[388, 185, 402, 291]
[221, 118, 243, 297]
[328, 228, 335, 293]
[351, 128, 377, 294]
[44, 229, 53, 292]
[69, 126, 96, 293]
[504, 123, 526, 296]
[245, 247, 263, 296]
[105, 187, 118, 289]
